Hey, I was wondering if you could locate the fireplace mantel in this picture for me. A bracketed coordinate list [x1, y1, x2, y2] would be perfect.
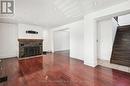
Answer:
[18, 39, 43, 42]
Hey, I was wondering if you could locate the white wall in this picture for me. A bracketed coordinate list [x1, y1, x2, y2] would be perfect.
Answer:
[0, 23, 18, 58]
[50, 20, 84, 60]
[98, 19, 113, 61]
[84, 17, 97, 67]
[54, 31, 69, 51]
[18, 24, 43, 39]
[70, 21, 84, 60]
[112, 18, 118, 42]
[118, 14, 130, 26]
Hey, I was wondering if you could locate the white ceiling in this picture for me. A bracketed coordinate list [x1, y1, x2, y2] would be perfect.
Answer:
[0, 0, 128, 28]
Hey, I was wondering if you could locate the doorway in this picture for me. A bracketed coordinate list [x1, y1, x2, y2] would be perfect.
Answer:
[97, 13, 130, 67]
[53, 29, 70, 56]
[97, 19, 113, 61]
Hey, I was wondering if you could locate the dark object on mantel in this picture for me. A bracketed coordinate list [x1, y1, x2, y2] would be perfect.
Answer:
[0, 76, 8, 83]
[26, 30, 38, 34]
[18, 39, 43, 58]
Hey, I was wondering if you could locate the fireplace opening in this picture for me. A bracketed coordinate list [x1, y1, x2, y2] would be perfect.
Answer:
[18, 39, 43, 58]
[24, 46, 41, 57]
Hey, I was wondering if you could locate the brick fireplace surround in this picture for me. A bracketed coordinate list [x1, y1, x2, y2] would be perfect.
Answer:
[18, 39, 43, 58]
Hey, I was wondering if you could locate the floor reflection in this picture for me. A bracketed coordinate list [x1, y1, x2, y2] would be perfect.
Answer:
[1, 51, 130, 86]
[19, 57, 43, 75]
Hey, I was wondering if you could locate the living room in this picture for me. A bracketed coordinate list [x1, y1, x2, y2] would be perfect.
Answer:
[0, 0, 130, 86]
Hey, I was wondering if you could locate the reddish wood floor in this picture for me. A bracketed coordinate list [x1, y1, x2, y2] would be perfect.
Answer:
[0, 52, 130, 86]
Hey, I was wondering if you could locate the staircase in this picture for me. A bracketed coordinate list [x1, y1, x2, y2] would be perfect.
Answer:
[111, 25, 130, 67]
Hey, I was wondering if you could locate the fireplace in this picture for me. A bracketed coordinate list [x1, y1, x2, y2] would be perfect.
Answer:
[18, 39, 43, 58]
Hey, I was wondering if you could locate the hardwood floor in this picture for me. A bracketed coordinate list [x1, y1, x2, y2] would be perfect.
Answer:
[0, 52, 130, 86]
